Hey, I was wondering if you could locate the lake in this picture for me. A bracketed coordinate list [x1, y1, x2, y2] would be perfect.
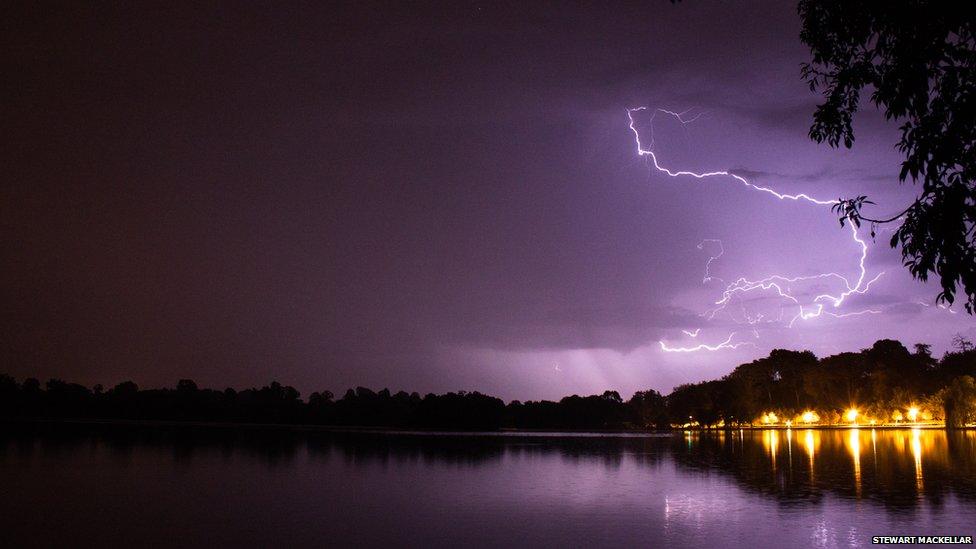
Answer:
[2, 424, 975, 547]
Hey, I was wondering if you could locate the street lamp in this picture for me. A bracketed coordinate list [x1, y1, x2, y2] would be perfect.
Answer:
[907, 406, 919, 423]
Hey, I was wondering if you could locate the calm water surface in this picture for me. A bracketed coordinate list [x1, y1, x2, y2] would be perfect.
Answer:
[2, 425, 975, 548]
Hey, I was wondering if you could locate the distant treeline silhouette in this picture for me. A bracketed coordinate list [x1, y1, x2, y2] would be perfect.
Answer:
[3, 339, 976, 429]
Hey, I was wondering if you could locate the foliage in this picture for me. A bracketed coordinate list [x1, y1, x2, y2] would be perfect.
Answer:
[942, 375, 976, 428]
[2, 340, 975, 429]
[799, 1, 976, 312]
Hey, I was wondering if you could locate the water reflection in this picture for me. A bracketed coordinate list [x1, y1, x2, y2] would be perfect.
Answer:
[1, 422, 975, 547]
[673, 428, 976, 511]
[804, 429, 816, 482]
[764, 429, 778, 472]
[912, 428, 924, 493]
[3, 423, 975, 509]
[848, 429, 861, 496]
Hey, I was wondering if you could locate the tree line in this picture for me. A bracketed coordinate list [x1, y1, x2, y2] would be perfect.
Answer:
[2, 338, 975, 429]
[668, 338, 976, 428]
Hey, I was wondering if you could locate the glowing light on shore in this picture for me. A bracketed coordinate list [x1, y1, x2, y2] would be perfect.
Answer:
[845, 408, 859, 424]
[907, 406, 919, 422]
[800, 410, 819, 424]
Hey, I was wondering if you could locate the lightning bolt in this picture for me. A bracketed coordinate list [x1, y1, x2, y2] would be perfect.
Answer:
[823, 309, 882, 318]
[627, 107, 885, 352]
[698, 239, 724, 284]
[627, 107, 839, 205]
[914, 299, 957, 314]
[659, 332, 757, 353]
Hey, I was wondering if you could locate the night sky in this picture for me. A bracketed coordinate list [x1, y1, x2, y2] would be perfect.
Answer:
[4, 1, 974, 400]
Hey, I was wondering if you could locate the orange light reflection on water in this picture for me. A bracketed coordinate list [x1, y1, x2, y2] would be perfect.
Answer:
[912, 428, 924, 492]
[743, 428, 976, 502]
[848, 429, 862, 496]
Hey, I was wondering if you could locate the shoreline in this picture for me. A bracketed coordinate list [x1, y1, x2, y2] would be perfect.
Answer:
[3, 417, 972, 434]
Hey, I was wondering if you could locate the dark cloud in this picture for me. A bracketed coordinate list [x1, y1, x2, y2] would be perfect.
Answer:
[434, 303, 703, 353]
[3, 1, 971, 399]
[729, 166, 898, 185]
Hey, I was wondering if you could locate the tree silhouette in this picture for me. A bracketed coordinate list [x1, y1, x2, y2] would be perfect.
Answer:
[944, 375, 976, 428]
[953, 333, 974, 352]
[2, 339, 974, 428]
[798, 1, 976, 312]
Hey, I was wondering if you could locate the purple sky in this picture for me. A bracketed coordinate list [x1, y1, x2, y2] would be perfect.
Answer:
[4, 2, 974, 401]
